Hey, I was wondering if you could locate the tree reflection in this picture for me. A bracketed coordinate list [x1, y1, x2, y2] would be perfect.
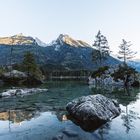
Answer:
[90, 86, 139, 106]
[121, 88, 140, 133]
[97, 122, 111, 140]
[91, 86, 140, 134]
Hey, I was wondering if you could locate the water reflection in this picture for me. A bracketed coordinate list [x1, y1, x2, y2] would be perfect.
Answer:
[67, 115, 107, 132]
[0, 110, 39, 123]
[96, 122, 111, 140]
[0, 110, 40, 130]
[90, 86, 140, 106]
[91, 86, 140, 135]
[0, 82, 86, 127]
[0, 81, 139, 140]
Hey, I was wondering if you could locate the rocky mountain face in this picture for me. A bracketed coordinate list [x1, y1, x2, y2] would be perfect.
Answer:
[0, 33, 37, 46]
[53, 34, 91, 48]
[0, 34, 120, 70]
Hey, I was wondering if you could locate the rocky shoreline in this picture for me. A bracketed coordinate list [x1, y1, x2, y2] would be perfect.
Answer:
[0, 70, 44, 86]
[0, 88, 48, 98]
[88, 66, 140, 87]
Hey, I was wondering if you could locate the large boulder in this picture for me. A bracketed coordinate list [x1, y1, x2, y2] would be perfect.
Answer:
[1, 70, 27, 85]
[2, 70, 27, 78]
[1, 70, 43, 85]
[66, 94, 121, 131]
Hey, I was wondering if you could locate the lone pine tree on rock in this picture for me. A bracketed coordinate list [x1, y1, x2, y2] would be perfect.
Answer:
[92, 30, 110, 66]
[117, 40, 138, 87]
[118, 39, 136, 65]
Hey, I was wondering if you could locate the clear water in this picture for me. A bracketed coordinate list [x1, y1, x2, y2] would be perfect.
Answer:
[0, 81, 140, 140]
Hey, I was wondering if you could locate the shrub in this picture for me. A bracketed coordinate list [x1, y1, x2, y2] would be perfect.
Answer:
[91, 66, 109, 78]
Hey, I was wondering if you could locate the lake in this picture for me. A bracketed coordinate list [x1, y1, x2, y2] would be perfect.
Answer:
[0, 81, 140, 140]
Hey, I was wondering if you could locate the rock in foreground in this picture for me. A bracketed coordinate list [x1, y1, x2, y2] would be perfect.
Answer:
[66, 94, 121, 131]
[0, 88, 48, 98]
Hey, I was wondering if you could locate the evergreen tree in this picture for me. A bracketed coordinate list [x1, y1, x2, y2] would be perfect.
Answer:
[23, 52, 36, 74]
[22, 52, 42, 79]
[92, 30, 110, 65]
[118, 39, 136, 64]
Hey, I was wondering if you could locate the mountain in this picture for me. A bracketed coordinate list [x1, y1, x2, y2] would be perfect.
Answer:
[0, 34, 120, 70]
[52, 34, 91, 48]
[0, 33, 38, 46]
[128, 59, 140, 72]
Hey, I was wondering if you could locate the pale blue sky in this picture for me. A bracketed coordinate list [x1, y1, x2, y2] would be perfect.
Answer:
[0, 0, 140, 58]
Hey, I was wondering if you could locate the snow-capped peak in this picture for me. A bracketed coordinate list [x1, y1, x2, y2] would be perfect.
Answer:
[12, 33, 24, 38]
[35, 37, 47, 47]
[56, 34, 91, 47]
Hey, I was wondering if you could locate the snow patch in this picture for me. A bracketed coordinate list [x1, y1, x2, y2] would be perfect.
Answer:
[35, 37, 47, 47]
[55, 45, 61, 51]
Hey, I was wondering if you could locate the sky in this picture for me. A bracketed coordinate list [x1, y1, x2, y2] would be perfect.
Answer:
[0, 0, 140, 58]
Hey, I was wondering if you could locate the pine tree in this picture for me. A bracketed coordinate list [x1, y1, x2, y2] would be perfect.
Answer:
[22, 52, 42, 79]
[118, 39, 136, 64]
[23, 52, 36, 75]
[92, 30, 110, 66]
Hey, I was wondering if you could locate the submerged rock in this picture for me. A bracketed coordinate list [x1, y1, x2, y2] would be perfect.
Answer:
[0, 88, 48, 98]
[66, 94, 121, 131]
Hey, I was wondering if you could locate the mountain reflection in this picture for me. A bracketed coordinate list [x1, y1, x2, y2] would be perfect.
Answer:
[0, 110, 40, 123]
